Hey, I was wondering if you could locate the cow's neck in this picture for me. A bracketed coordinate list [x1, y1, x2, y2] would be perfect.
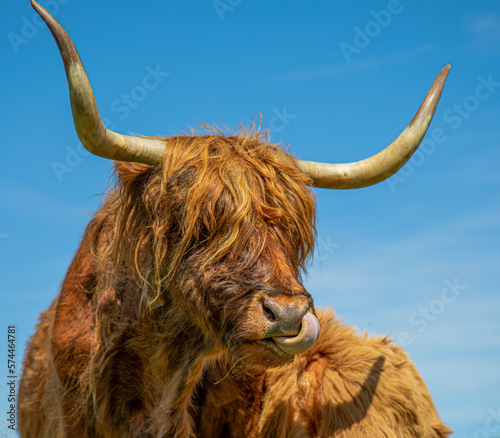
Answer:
[139, 300, 222, 437]
[196, 358, 267, 437]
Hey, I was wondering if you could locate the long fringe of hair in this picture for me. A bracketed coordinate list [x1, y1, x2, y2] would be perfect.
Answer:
[92, 124, 317, 308]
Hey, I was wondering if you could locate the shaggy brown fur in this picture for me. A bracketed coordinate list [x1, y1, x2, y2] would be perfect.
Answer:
[19, 130, 452, 437]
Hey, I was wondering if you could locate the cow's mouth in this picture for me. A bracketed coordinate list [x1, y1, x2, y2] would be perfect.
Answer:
[229, 312, 320, 366]
[269, 311, 320, 355]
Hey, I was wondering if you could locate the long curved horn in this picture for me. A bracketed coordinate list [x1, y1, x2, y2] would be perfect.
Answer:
[298, 65, 450, 189]
[31, 0, 165, 165]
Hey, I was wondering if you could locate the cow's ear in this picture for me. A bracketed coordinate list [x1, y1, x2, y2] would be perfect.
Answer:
[114, 161, 155, 191]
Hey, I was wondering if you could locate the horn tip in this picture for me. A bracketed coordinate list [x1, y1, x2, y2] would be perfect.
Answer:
[31, 0, 51, 23]
[31, 0, 41, 11]
[439, 64, 451, 80]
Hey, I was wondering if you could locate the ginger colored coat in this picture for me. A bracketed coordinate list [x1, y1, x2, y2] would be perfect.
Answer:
[21, 3, 452, 435]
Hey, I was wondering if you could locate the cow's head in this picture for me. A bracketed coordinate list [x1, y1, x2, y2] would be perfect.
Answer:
[31, 0, 449, 367]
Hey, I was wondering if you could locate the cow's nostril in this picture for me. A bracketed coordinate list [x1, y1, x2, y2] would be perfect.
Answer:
[262, 301, 277, 322]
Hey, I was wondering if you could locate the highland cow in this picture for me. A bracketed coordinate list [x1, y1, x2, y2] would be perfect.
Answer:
[19, 2, 452, 437]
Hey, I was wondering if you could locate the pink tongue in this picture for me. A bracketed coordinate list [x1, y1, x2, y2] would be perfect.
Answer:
[272, 312, 320, 355]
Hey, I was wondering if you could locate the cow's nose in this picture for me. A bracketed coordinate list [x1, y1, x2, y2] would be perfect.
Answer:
[262, 298, 309, 337]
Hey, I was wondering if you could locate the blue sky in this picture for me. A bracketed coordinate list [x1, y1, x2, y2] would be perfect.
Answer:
[1, 1, 499, 436]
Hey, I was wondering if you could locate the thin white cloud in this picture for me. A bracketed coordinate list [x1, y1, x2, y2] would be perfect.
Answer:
[277, 44, 437, 83]
[463, 12, 500, 55]
[1, 185, 96, 226]
[466, 13, 500, 36]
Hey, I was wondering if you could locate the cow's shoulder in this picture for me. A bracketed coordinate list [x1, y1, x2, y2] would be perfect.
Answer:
[260, 308, 452, 437]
